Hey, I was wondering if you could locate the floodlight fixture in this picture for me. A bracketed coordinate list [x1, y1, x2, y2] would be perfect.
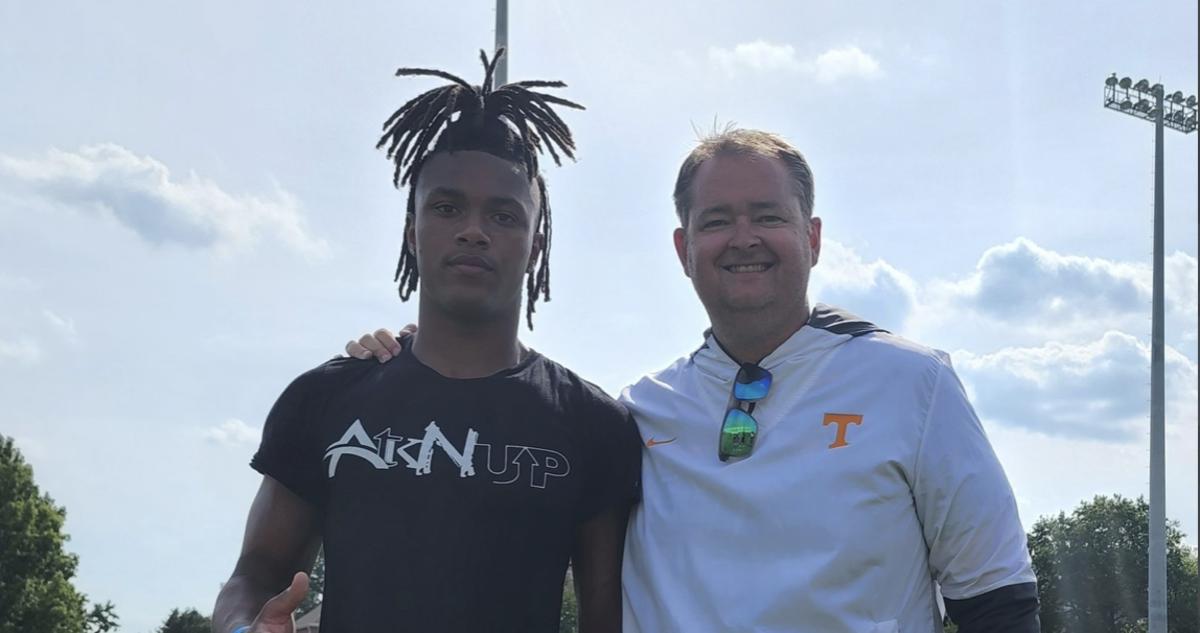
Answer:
[1106, 75, 1199, 134]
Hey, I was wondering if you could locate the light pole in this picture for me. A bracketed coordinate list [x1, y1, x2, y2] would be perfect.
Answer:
[1103, 73, 1197, 633]
[494, 0, 508, 85]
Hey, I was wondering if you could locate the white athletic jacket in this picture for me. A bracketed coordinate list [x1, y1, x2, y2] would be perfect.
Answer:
[620, 305, 1035, 633]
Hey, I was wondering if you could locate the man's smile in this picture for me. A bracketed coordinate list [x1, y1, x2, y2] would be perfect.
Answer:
[722, 262, 775, 273]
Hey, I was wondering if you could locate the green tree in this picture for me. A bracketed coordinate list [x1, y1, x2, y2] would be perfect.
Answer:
[298, 549, 325, 616]
[559, 568, 578, 633]
[0, 437, 118, 633]
[559, 567, 578, 633]
[157, 607, 211, 633]
[0, 435, 88, 633]
[1030, 495, 1198, 633]
[86, 601, 119, 633]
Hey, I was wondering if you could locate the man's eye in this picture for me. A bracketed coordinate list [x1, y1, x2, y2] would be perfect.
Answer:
[433, 203, 457, 215]
[758, 215, 785, 224]
[701, 219, 729, 230]
[493, 212, 517, 225]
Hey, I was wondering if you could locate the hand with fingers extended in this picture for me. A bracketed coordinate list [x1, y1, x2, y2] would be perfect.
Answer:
[345, 325, 415, 363]
[238, 572, 309, 633]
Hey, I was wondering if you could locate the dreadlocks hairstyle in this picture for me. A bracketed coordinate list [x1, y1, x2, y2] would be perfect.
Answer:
[377, 48, 583, 329]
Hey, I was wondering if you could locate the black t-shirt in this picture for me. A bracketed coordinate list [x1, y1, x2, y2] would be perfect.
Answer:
[250, 345, 642, 633]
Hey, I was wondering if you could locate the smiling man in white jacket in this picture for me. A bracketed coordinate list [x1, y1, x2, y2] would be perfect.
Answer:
[620, 129, 1037, 633]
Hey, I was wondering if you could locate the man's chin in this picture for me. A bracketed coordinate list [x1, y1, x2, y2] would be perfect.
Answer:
[707, 294, 776, 316]
[720, 289, 776, 310]
[430, 291, 517, 323]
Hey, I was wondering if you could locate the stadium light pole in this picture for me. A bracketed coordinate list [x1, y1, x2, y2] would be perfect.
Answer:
[494, 0, 508, 85]
[1103, 73, 1198, 633]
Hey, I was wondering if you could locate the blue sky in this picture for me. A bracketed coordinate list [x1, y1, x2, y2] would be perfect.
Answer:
[0, 2, 1196, 631]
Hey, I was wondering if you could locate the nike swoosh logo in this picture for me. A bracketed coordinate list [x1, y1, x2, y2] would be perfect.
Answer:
[646, 437, 677, 448]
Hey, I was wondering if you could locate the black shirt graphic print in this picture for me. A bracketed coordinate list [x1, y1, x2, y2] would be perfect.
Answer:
[251, 346, 642, 633]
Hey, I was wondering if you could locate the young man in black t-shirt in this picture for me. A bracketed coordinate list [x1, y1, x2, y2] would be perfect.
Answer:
[212, 51, 641, 633]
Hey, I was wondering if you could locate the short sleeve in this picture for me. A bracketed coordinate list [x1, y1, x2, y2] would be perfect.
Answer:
[250, 370, 327, 506]
[576, 398, 643, 522]
[913, 356, 1037, 599]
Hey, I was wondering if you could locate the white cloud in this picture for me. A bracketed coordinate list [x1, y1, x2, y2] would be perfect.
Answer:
[937, 238, 1148, 320]
[0, 274, 37, 291]
[921, 238, 1198, 358]
[0, 144, 328, 257]
[42, 309, 77, 341]
[812, 46, 882, 83]
[0, 336, 41, 363]
[708, 41, 881, 82]
[933, 239, 1196, 324]
[203, 418, 261, 447]
[709, 41, 802, 74]
[811, 239, 918, 332]
[954, 331, 1198, 441]
[1166, 251, 1198, 319]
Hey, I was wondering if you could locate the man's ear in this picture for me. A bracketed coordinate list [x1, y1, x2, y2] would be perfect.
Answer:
[527, 232, 545, 273]
[673, 227, 692, 278]
[808, 216, 822, 267]
[405, 213, 417, 257]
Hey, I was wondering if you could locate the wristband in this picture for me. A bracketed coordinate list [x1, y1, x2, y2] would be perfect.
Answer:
[233, 627, 251, 633]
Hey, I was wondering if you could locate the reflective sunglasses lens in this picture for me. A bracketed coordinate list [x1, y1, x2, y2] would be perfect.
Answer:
[733, 364, 772, 401]
[720, 408, 759, 458]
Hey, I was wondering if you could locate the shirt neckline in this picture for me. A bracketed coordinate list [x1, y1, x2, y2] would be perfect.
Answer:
[399, 337, 542, 383]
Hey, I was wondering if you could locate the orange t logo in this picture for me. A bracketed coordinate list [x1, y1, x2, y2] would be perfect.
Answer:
[822, 413, 863, 449]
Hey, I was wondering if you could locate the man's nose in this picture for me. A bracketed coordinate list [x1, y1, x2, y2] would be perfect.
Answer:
[729, 218, 761, 250]
[455, 214, 490, 248]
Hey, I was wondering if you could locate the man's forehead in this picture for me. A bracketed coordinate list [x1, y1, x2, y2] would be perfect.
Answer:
[417, 150, 536, 203]
[690, 153, 795, 205]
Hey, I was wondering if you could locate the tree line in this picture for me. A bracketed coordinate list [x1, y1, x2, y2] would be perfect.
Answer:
[2, 436, 1195, 632]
